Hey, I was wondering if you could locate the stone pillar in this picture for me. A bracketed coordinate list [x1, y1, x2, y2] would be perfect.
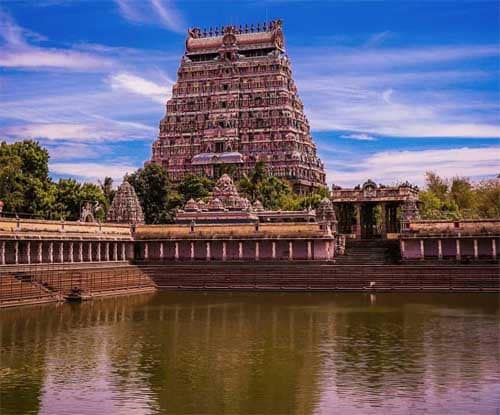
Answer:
[59, 242, 64, 263]
[160, 242, 164, 260]
[0, 241, 5, 265]
[113, 242, 118, 261]
[88, 242, 92, 262]
[105, 242, 110, 261]
[492, 239, 497, 260]
[307, 241, 312, 260]
[255, 241, 260, 261]
[79, 242, 83, 262]
[400, 240, 406, 259]
[272, 241, 276, 260]
[38, 241, 43, 264]
[288, 241, 294, 261]
[49, 241, 54, 263]
[97, 242, 101, 262]
[25, 241, 31, 264]
[144, 242, 149, 260]
[437, 239, 443, 260]
[380, 203, 387, 237]
[355, 204, 362, 239]
[14, 241, 19, 264]
[473, 239, 478, 259]
[222, 241, 227, 261]
[69, 242, 74, 263]
[238, 242, 243, 260]
[206, 241, 211, 261]
[175, 242, 179, 260]
[455, 239, 461, 261]
[121, 243, 126, 261]
[419, 239, 425, 259]
[190, 242, 194, 260]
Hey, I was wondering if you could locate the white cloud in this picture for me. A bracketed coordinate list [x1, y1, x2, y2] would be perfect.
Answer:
[328, 147, 500, 187]
[294, 44, 498, 70]
[109, 72, 171, 103]
[341, 133, 377, 141]
[45, 142, 109, 161]
[292, 42, 500, 139]
[2, 120, 155, 141]
[115, 0, 185, 33]
[0, 9, 113, 71]
[364, 31, 392, 48]
[0, 49, 113, 70]
[50, 162, 139, 182]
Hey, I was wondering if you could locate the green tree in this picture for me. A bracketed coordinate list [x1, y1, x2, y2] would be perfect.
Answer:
[425, 171, 448, 201]
[0, 140, 53, 216]
[474, 179, 500, 218]
[450, 176, 475, 215]
[52, 179, 106, 221]
[238, 161, 266, 202]
[127, 163, 170, 224]
[176, 174, 214, 202]
[99, 176, 116, 208]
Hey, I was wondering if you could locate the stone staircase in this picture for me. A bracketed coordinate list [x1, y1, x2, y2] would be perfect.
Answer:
[335, 239, 400, 265]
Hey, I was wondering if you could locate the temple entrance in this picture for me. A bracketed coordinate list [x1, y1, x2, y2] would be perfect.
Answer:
[331, 180, 420, 240]
[361, 204, 378, 239]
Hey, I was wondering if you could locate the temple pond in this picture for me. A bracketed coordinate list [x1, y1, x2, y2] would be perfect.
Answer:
[1, 291, 499, 414]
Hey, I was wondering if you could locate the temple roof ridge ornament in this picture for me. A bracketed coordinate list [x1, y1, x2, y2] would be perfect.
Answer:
[188, 20, 283, 39]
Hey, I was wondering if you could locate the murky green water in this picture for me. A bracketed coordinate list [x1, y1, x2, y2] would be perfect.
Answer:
[1, 291, 499, 414]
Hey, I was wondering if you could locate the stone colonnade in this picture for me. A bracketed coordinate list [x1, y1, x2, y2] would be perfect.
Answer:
[0, 239, 134, 265]
[400, 236, 498, 260]
[136, 239, 335, 261]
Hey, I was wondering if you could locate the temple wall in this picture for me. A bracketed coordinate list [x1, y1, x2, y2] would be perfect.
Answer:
[0, 218, 131, 237]
[401, 236, 498, 261]
[0, 239, 133, 266]
[133, 238, 334, 262]
[408, 220, 500, 234]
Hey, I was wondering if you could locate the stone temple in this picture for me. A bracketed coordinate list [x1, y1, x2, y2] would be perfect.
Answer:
[151, 20, 326, 194]
[106, 180, 144, 224]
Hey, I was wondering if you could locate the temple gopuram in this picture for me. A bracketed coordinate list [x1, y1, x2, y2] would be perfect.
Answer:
[151, 20, 326, 194]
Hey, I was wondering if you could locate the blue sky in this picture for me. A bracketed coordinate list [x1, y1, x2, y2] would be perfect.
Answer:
[0, 0, 499, 187]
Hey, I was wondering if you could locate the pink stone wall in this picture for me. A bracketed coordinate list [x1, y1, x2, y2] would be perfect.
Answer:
[194, 241, 206, 260]
[460, 239, 474, 257]
[423, 239, 438, 257]
[259, 240, 274, 260]
[276, 240, 290, 259]
[403, 239, 421, 259]
[226, 241, 240, 260]
[242, 240, 256, 260]
[293, 240, 308, 260]
[210, 241, 223, 260]
[313, 240, 328, 260]
[163, 242, 176, 260]
[178, 241, 191, 259]
[442, 239, 456, 258]
[478, 239, 492, 258]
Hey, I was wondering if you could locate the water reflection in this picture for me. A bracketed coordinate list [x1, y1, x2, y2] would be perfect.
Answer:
[1, 292, 499, 414]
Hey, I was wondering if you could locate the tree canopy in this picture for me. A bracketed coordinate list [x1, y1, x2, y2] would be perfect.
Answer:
[419, 171, 499, 219]
[1, 141, 498, 223]
[126, 163, 171, 224]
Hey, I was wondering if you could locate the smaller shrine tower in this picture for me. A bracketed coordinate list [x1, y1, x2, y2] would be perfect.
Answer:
[106, 179, 145, 224]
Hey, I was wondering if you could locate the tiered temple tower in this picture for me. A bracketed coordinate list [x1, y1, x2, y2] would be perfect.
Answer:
[151, 20, 326, 194]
